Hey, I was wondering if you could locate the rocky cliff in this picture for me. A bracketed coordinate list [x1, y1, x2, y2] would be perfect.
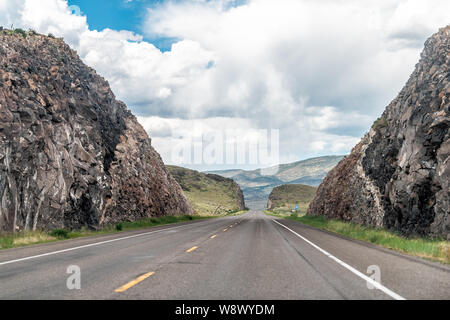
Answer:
[0, 30, 192, 232]
[308, 26, 449, 239]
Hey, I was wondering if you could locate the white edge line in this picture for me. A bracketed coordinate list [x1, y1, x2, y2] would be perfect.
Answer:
[0, 222, 204, 267]
[273, 219, 406, 300]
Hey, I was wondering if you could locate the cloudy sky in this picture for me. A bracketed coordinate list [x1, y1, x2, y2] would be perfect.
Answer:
[1, 0, 449, 170]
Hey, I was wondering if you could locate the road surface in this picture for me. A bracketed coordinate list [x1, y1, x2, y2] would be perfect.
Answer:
[0, 211, 449, 300]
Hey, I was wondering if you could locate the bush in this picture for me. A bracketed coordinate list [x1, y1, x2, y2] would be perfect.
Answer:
[49, 229, 69, 239]
[115, 223, 123, 231]
[48, 33, 55, 38]
[13, 28, 27, 38]
[290, 212, 298, 218]
[0, 236, 14, 249]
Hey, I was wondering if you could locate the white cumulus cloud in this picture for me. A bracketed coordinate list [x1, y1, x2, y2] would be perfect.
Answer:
[1, 0, 449, 168]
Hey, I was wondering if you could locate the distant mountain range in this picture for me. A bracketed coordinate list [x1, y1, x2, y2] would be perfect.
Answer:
[207, 155, 344, 208]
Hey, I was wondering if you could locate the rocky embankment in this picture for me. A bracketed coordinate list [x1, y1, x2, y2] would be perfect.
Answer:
[308, 26, 449, 239]
[0, 30, 192, 232]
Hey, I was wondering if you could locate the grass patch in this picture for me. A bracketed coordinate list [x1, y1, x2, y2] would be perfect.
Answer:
[268, 212, 450, 264]
[0, 215, 212, 251]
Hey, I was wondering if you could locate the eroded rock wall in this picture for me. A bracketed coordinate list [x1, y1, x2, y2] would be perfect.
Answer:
[308, 26, 449, 239]
[0, 31, 192, 232]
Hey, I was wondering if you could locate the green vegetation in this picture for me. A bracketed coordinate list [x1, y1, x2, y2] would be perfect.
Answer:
[168, 166, 245, 215]
[0, 215, 212, 251]
[4, 28, 28, 38]
[268, 212, 450, 264]
[267, 184, 317, 214]
[49, 229, 70, 239]
[372, 115, 388, 132]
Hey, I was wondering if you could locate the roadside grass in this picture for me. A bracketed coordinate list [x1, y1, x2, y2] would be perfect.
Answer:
[0, 215, 213, 251]
[267, 211, 450, 264]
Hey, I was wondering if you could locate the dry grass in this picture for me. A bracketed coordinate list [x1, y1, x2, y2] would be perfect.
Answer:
[13, 232, 57, 246]
[267, 212, 450, 264]
[0, 215, 213, 250]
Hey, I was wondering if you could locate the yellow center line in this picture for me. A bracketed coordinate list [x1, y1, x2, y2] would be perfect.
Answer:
[114, 272, 155, 293]
[223, 228, 228, 232]
[210, 235, 217, 239]
[186, 246, 198, 253]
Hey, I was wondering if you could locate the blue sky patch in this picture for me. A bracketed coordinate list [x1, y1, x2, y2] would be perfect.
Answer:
[68, 0, 178, 51]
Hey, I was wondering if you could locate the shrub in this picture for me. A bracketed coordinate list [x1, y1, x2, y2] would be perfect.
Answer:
[115, 223, 123, 231]
[48, 33, 55, 38]
[0, 236, 14, 249]
[13, 28, 27, 38]
[49, 229, 69, 239]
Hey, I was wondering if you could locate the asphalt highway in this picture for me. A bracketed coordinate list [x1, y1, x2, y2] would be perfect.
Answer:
[0, 211, 449, 300]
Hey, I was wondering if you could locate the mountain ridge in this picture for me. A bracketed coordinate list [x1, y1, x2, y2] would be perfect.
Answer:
[207, 155, 344, 207]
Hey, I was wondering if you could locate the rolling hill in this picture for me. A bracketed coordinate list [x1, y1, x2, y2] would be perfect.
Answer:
[167, 166, 246, 215]
[267, 184, 318, 213]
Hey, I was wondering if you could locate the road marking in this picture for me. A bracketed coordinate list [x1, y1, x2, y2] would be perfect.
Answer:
[223, 228, 228, 232]
[186, 246, 198, 253]
[0, 222, 208, 267]
[272, 220, 406, 301]
[115, 272, 155, 293]
[210, 235, 217, 239]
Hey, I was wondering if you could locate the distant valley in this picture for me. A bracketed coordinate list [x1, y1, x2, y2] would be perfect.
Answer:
[207, 156, 344, 208]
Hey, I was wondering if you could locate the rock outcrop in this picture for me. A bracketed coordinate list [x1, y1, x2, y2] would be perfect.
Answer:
[0, 30, 192, 232]
[308, 26, 449, 239]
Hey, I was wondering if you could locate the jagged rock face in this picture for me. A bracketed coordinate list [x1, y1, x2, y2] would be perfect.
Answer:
[0, 31, 192, 232]
[308, 26, 450, 239]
